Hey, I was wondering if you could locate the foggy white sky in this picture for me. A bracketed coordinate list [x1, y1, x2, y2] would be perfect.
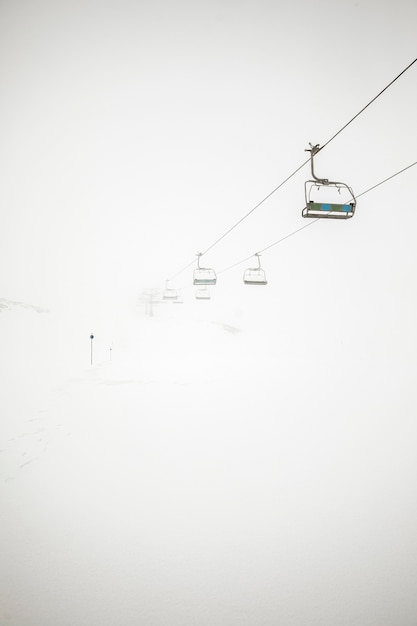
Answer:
[1, 0, 416, 318]
[1, 1, 417, 625]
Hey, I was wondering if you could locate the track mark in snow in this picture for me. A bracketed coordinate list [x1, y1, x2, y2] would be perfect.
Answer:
[211, 322, 241, 334]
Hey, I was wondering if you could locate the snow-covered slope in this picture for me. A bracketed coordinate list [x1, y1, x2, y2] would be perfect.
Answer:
[0, 298, 48, 314]
[1, 299, 417, 626]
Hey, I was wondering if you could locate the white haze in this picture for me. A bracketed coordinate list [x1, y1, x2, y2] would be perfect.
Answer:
[2, 297, 417, 625]
[1, 0, 417, 624]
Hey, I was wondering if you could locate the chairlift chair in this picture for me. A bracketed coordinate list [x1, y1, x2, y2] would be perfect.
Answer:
[302, 144, 356, 219]
[243, 254, 268, 285]
[171, 288, 183, 303]
[163, 281, 180, 301]
[195, 287, 211, 300]
[193, 252, 217, 285]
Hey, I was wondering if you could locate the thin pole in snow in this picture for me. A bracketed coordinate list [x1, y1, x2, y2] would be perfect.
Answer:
[90, 334, 94, 365]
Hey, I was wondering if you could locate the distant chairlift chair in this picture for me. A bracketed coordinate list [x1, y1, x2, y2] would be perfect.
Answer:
[171, 292, 183, 304]
[193, 252, 217, 285]
[243, 253, 268, 285]
[302, 143, 356, 219]
[163, 281, 180, 301]
[195, 287, 211, 300]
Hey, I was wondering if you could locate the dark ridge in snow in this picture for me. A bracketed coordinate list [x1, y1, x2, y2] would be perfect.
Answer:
[210, 321, 241, 334]
[0, 298, 49, 314]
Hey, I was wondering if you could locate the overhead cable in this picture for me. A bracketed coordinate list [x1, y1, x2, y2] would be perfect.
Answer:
[167, 159, 309, 282]
[355, 160, 417, 199]
[168, 57, 417, 282]
[218, 159, 417, 275]
[201, 160, 309, 257]
[204, 57, 417, 257]
[168, 258, 197, 282]
[320, 58, 417, 151]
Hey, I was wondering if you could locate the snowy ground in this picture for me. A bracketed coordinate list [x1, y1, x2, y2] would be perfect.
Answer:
[1, 300, 417, 625]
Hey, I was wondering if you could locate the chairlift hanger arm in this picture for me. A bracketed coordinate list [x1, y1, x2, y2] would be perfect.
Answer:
[305, 143, 329, 184]
[305, 144, 355, 200]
